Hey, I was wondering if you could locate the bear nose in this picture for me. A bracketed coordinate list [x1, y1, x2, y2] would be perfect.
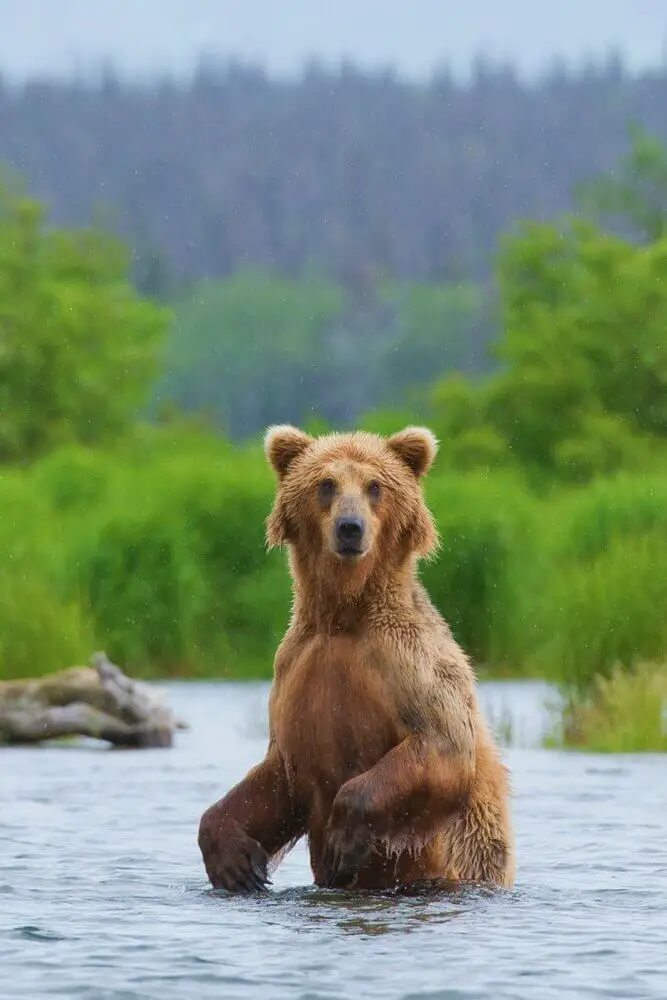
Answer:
[335, 516, 364, 545]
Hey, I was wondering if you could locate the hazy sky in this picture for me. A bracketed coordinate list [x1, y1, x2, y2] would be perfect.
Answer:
[1, 0, 666, 81]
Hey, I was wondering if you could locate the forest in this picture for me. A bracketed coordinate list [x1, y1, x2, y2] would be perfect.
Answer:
[1, 63, 667, 750]
[1, 57, 666, 291]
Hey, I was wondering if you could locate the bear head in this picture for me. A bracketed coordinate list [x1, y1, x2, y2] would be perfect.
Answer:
[264, 425, 439, 591]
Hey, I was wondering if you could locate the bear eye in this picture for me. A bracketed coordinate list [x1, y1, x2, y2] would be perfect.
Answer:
[318, 478, 336, 502]
[367, 480, 382, 501]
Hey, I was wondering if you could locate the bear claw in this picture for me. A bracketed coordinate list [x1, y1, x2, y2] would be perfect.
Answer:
[322, 829, 373, 888]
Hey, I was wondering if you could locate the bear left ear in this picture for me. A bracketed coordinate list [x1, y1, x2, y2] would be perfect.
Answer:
[387, 426, 438, 477]
[264, 424, 313, 479]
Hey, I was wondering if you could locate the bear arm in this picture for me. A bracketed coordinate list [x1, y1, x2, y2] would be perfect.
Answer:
[332, 729, 472, 843]
[322, 702, 474, 887]
[198, 744, 305, 892]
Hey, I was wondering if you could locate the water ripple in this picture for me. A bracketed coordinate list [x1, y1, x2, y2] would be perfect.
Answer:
[1, 680, 666, 1000]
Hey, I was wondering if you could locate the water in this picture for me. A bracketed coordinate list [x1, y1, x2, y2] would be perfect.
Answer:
[2, 679, 667, 1000]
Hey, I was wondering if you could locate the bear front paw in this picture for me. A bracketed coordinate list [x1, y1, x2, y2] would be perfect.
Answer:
[199, 814, 271, 893]
[322, 823, 373, 889]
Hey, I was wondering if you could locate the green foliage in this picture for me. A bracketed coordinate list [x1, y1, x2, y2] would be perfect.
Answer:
[355, 408, 426, 438]
[514, 473, 667, 692]
[426, 214, 667, 485]
[375, 282, 491, 396]
[551, 412, 655, 485]
[1, 431, 666, 690]
[69, 502, 208, 674]
[0, 472, 94, 677]
[0, 575, 95, 681]
[548, 472, 667, 562]
[420, 471, 536, 667]
[496, 220, 667, 441]
[535, 532, 667, 692]
[40, 435, 292, 679]
[156, 446, 291, 671]
[428, 374, 515, 472]
[547, 662, 667, 753]
[0, 176, 170, 462]
[29, 445, 114, 512]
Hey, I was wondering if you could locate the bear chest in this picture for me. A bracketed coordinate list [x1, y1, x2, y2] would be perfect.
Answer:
[273, 636, 404, 798]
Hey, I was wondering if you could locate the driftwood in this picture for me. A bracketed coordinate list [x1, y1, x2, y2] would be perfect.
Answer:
[0, 652, 187, 749]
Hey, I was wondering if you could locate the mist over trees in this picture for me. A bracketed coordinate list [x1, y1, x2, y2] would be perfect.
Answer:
[1, 57, 666, 291]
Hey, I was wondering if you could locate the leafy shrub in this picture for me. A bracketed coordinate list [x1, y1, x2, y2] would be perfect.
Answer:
[536, 531, 667, 691]
[550, 472, 667, 562]
[2, 427, 667, 688]
[0, 575, 94, 680]
[67, 500, 207, 675]
[0, 472, 93, 679]
[421, 471, 538, 667]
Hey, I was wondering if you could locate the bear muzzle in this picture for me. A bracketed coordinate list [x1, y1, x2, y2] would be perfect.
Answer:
[334, 515, 367, 557]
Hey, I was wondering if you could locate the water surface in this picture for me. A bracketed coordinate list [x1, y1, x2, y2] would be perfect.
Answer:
[1, 680, 666, 999]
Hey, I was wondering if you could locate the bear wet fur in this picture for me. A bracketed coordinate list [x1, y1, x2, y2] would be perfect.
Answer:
[198, 425, 515, 892]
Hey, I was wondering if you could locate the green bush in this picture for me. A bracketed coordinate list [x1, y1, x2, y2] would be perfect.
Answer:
[0, 471, 93, 678]
[66, 500, 207, 675]
[535, 530, 667, 691]
[0, 177, 168, 463]
[42, 436, 291, 677]
[420, 471, 539, 668]
[2, 427, 667, 687]
[549, 472, 667, 563]
[30, 444, 114, 512]
[0, 575, 94, 680]
[155, 447, 291, 673]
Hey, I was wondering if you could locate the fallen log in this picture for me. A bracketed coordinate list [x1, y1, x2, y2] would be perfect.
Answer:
[0, 652, 187, 748]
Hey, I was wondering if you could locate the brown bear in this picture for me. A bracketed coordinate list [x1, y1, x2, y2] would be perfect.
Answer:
[198, 425, 515, 893]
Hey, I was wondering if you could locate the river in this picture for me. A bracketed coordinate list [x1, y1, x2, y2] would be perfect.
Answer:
[1, 679, 666, 999]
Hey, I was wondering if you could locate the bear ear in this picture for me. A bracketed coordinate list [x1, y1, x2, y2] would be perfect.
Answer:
[264, 424, 313, 479]
[387, 427, 438, 477]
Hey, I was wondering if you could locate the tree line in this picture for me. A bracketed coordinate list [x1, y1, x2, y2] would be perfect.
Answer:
[1, 57, 666, 292]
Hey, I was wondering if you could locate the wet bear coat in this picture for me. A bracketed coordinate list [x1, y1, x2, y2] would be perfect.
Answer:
[198, 425, 515, 892]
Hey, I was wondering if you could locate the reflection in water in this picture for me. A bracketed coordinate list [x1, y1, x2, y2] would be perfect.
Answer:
[314, 884, 475, 937]
[236, 880, 511, 938]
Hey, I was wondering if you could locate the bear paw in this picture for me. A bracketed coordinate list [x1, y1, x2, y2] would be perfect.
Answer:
[322, 823, 373, 889]
[199, 817, 271, 893]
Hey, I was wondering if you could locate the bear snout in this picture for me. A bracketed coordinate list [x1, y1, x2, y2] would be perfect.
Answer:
[334, 515, 366, 555]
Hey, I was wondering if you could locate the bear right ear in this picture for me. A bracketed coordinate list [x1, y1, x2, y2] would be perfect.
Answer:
[264, 425, 313, 479]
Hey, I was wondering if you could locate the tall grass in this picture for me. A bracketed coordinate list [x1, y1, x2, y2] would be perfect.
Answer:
[421, 469, 541, 669]
[0, 472, 94, 676]
[547, 472, 667, 564]
[526, 474, 667, 690]
[52, 435, 292, 677]
[1, 431, 666, 691]
[534, 532, 667, 691]
[546, 662, 667, 752]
